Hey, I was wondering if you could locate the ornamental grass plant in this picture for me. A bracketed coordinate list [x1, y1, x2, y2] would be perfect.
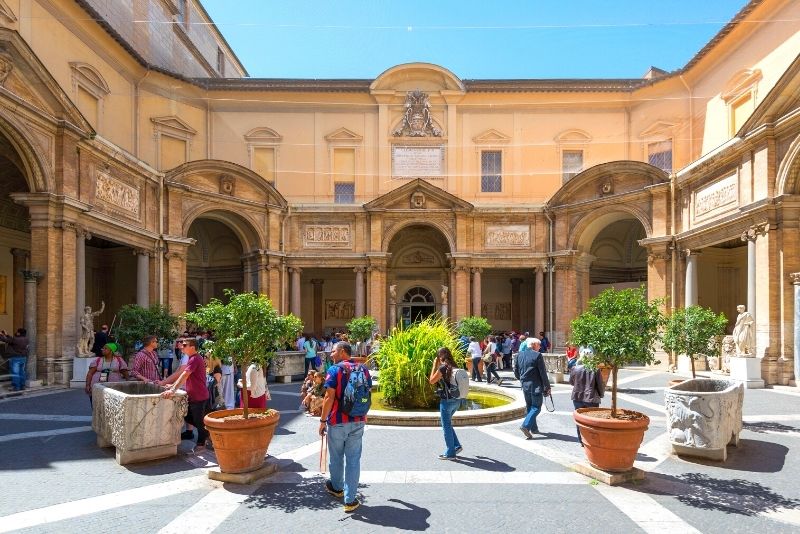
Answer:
[376, 315, 465, 409]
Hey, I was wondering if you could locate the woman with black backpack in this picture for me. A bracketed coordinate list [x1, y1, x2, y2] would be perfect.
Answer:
[428, 347, 463, 460]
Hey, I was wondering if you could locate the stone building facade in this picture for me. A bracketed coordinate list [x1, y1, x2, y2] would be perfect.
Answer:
[0, 0, 798, 386]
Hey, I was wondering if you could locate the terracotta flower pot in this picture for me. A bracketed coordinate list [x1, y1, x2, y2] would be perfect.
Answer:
[204, 408, 280, 474]
[573, 407, 649, 472]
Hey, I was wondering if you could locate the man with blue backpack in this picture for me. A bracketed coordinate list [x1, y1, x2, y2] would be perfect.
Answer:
[318, 341, 372, 513]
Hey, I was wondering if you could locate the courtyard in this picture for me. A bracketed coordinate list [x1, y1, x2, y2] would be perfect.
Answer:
[1, 368, 798, 533]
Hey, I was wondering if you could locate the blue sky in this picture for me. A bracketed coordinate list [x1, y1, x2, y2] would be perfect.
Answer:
[203, 0, 749, 79]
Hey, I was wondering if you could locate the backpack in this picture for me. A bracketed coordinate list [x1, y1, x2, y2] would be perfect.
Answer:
[206, 374, 225, 411]
[438, 370, 461, 400]
[453, 368, 469, 400]
[338, 362, 371, 417]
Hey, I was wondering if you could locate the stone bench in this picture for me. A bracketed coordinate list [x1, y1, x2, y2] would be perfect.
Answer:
[92, 381, 187, 465]
[270, 351, 307, 383]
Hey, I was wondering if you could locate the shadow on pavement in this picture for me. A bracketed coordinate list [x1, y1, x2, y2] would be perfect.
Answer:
[617, 388, 657, 395]
[635, 471, 800, 516]
[536, 431, 580, 443]
[675, 439, 789, 473]
[245, 476, 341, 513]
[452, 455, 515, 471]
[743, 421, 800, 434]
[350, 498, 431, 531]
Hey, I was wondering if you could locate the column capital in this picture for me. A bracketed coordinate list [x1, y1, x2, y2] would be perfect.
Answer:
[451, 265, 468, 273]
[164, 252, 185, 262]
[22, 270, 43, 282]
[288, 267, 303, 275]
[366, 265, 385, 273]
[471, 267, 483, 275]
[353, 266, 367, 274]
[791, 273, 800, 285]
[648, 251, 670, 264]
[310, 278, 324, 285]
[741, 222, 769, 242]
[10, 248, 29, 259]
[133, 248, 153, 257]
[509, 277, 523, 286]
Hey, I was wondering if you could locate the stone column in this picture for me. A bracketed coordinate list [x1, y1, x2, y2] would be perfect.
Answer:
[792, 273, 800, 385]
[742, 233, 757, 317]
[510, 278, 523, 331]
[311, 278, 324, 336]
[22, 270, 42, 383]
[354, 267, 366, 317]
[366, 264, 387, 332]
[684, 250, 698, 307]
[75, 233, 87, 335]
[534, 267, 544, 331]
[289, 267, 302, 317]
[10, 248, 29, 329]
[164, 246, 189, 317]
[441, 284, 449, 319]
[453, 266, 470, 321]
[471, 268, 482, 317]
[136, 249, 150, 307]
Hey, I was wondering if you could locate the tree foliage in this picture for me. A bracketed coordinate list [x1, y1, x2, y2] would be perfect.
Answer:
[185, 290, 303, 418]
[570, 286, 664, 417]
[115, 304, 179, 356]
[456, 316, 492, 340]
[376, 316, 465, 409]
[347, 315, 377, 343]
[663, 305, 728, 378]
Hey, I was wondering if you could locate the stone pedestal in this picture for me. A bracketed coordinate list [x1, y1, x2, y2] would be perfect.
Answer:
[45, 357, 73, 386]
[677, 354, 707, 374]
[729, 356, 765, 389]
[71, 356, 93, 388]
[270, 351, 305, 383]
[92, 381, 188, 465]
[665, 378, 744, 461]
[543, 353, 567, 384]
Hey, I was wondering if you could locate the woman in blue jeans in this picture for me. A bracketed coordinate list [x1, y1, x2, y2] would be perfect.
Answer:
[428, 347, 463, 460]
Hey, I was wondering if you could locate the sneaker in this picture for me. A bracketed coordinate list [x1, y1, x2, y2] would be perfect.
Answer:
[519, 426, 533, 440]
[325, 480, 344, 499]
[438, 454, 457, 460]
[344, 499, 361, 513]
[454, 446, 463, 454]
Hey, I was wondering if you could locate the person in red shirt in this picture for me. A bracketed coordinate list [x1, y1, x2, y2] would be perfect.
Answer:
[161, 338, 209, 452]
[130, 335, 161, 384]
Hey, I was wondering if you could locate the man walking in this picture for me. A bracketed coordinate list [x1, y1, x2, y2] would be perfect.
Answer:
[569, 354, 605, 445]
[130, 335, 161, 384]
[0, 328, 28, 391]
[319, 341, 372, 513]
[514, 337, 550, 439]
[161, 338, 209, 452]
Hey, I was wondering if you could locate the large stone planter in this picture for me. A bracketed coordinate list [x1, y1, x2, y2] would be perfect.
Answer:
[543, 353, 568, 383]
[92, 381, 188, 465]
[270, 351, 306, 382]
[664, 378, 743, 461]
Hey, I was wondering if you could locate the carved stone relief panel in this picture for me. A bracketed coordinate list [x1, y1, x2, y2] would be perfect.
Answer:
[485, 225, 530, 248]
[95, 172, 140, 217]
[480, 302, 511, 320]
[302, 224, 351, 248]
[325, 299, 355, 320]
[693, 173, 737, 224]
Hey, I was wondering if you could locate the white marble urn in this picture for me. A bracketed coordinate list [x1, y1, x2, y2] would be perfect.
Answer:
[92, 381, 188, 465]
[664, 378, 744, 461]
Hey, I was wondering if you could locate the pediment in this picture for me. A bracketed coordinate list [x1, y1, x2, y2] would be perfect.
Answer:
[639, 121, 676, 139]
[324, 127, 362, 142]
[371, 63, 465, 93]
[473, 129, 511, 144]
[0, 1, 17, 25]
[549, 161, 668, 207]
[555, 129, 592, 144]
[365, 178, 473, 212]
[722, 68, 762, 103]
[0, 29, 92, 134]
[244, 127, 282, 142]
[151, 116, 197, 138]
[69, 62, 110, 97]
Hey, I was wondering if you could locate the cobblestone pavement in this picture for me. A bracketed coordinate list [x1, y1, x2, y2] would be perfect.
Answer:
[1, 369, 799, 533]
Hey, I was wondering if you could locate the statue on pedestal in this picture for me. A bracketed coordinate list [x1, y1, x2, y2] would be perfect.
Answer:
[732, 304, 755, 357]
[440, 285, 448, 303]
[388, 284, 397, 304]
[78, 301, 105, 356]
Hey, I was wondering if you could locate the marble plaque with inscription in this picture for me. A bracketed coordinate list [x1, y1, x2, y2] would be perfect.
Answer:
[485, 225, 530, 248]
[95, 173, 140, 216]
[392, 146, 444, 178]
[303, 224, 351, 248]
[694, 174, 737, 219]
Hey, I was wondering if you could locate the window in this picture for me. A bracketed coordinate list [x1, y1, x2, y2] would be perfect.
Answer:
[481, 150, 502, 192]
[252, 147, 275, 183]
[160, 136, 187, 170]
[334, 182, 355, 204]
[647, 140, 672, 173]
[562, 150, 583, 183]
[731, 93, 754, 135]
[216, 47, 225, 76]
[76, 86, 99, 127]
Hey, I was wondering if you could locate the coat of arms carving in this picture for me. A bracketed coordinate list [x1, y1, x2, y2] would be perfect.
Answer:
[392, 89, 442, 137]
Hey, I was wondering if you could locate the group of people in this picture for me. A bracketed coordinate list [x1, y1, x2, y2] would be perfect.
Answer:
[462, 330, 551, 384]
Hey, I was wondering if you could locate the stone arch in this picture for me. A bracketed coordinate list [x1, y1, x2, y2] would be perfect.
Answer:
[549, 160, 668, 208]
[569, 204, 653, 253]
[182, 206, 264, 252]
[0, 109, 52, 192]
[776, 132, 800, 196]
[382, 219, 455, 253]
[370, 62, 465, 93]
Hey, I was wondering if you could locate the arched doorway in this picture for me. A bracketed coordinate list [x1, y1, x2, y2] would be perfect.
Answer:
[588, 219, 648, 296]
[187, 218, 245, 308]
[387, 224, 451, 327]
[400, 286, 436, 326]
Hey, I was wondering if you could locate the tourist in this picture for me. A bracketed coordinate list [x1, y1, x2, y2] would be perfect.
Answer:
[130, 335, 161, 384]
[483, 335, 501, 384]
[501, 333, 513, 370]
[302, 371, 325, 415]
[220, 359, 236, 410]
[206, 354, 226, 411]
[319, 341, 371, 513]
[514, 337, 550, 439]
[296, 333, 306, 353]
[539, 331, 551, 353]
[566, 343, 578, 370]
[303, 334, 318, 375]
[468, 337, 483, 381]
[90, 324, 109, 358]
[0, 328, 28, 391]
[239, 362, 270, 409]
[428, 347, 463, 460]
[84, 343, 129, 403]
[569, 354, 605, 445]
[161, 338, 209, 452]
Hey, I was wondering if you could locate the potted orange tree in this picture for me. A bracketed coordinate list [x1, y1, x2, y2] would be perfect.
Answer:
[569, 286, 664, 472]
[186, 290, 302, 474]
